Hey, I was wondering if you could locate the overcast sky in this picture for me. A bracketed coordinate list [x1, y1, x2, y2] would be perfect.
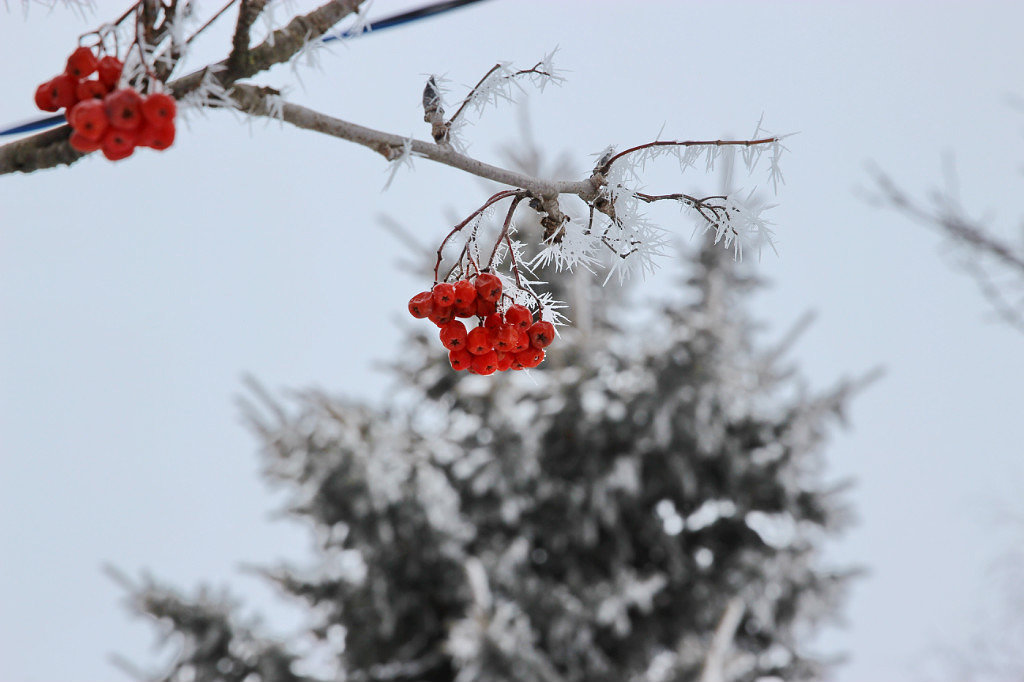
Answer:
[3, 1, 1024, 681]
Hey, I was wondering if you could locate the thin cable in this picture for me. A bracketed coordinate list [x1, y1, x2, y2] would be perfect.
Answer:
[327, 0, 487, 40]
[0, 0, 492, 137]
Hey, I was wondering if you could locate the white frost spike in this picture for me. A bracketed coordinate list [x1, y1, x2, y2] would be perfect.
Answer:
[485, 234, 567, 325]
[767, 136, 790, 194]
[684, 190, 777, 261]
[343, 0, 375, 39]
[533, 47, 567, 93]
[177, 64, 237, 116]
[263, 92, 287, 123]
[741, 114, 769, 173]
[382, 137, 415, 190]
[258, 2, 280, 47]
[530, 218, 601, 275]
[290, 30, 334, 88]
[449, 55, 565, 141]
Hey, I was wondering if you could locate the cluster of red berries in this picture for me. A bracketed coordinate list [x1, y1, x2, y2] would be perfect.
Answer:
[408, 273, 556, 375]
[34, 46, 177, 161]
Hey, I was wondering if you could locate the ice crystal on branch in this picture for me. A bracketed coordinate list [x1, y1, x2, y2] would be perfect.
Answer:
[575, 124, 786, 274]
[382, 136, 415, 190]
[178, 64, 236, 115]
[430, 53, 566, 148]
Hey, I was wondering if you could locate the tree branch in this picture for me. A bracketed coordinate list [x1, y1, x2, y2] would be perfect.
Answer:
[231, 84, 601, 202]
[228, 0, 269, 73]
[873, 167, 1024, 333]
[698, 597, 745, 682]
[0, 0, 365, 176]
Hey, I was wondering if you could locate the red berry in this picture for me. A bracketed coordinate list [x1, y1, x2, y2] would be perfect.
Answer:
[516, 347, 545, 369]
[483, 314, 504, 348]
[100, 127, 137, 161]
[528, 321, 555, 349]
[96, 56, 123, 89]
[408, 291, 434, 318]
[471, 350, 498, 375]
[493, 325, 517, 352]
[34, 80, 60, 112]
[509, 354, 525, 370]
[69, 130, 102, 153]
[511, 328, 530, 353]
[504, 304, 532, 331]
[428, 305, 455, 327]
[475, 296, 497, 317]
[475, 272, 502, 302]
[66, 46, 99, 79]
[42, 74, 78, 110]
[432, 282, 456, 307]
[75, 79, 108, 102]
[484, 312, 504, 331]
[453, 279, 477, 306]
[496, 351, 514, 372]
[454, 300, 476, 317]
[449, 348, 472, 371]
[142, 92, 176, 126]
[69, 99, 108, 141]
[439, 320, 468, 351]
[138, 120, 175, 150]
[466, 327, 493, 355]
[105, 88, 144, 131]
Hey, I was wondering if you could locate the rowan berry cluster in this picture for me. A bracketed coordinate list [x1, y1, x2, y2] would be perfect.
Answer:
[408, 272, 556, 375]
[34, 46, 177, 161]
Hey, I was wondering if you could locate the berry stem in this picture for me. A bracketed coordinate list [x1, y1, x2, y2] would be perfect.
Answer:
[433, 189, 519, 283]
[486, 192, 526, 270]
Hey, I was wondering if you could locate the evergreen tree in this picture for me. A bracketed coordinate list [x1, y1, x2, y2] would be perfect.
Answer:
[119, 230, 861, 682]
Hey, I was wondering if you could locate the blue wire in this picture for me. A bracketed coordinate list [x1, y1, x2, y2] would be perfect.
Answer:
[0, 0, 490, 138]
[327, 0, 488, 41]
[0, 113, 67, 136]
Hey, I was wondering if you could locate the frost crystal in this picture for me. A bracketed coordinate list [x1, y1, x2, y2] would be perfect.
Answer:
[177, 65, 237, 116]
[382, 137, 415, 190]
[447, 54, 566, 147]
[263, 92, 287, 123]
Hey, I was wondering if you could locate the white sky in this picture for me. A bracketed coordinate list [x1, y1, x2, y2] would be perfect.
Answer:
[3, 1, 1024, 680]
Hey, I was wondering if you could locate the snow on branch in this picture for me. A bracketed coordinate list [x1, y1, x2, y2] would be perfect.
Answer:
[421, 51, 566, 148]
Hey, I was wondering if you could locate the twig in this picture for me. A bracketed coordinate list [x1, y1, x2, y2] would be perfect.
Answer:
[229, 0, 269, 72]
[697, 597, 745, 682]
[447, 61, 552, 128]
[873, 168, 1024, 333]
[599, 137, 779, 174]
[230, 85, 599, 201]
[487, 193, 526, 269]
[434, 190, 519, 282]
[187, 0, 240, 47]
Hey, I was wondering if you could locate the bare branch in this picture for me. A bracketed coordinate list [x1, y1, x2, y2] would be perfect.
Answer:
[229, 0, 269, 73]
[434, 189, 521, 282]
[447, 61, 556, 130]
[873, 167, 1024, 333]
[172, 0, 364, 94]
[599, 137, 780, 174]
[186, 0, 239, 48]
[874, 170, 1024, 272]
[0, 126, 81, 174]
[230, 84, 599, 200]
[698, 597, 745, 682]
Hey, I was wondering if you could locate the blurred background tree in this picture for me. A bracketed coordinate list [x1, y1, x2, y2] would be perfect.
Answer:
[113, 143, 867, 682]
